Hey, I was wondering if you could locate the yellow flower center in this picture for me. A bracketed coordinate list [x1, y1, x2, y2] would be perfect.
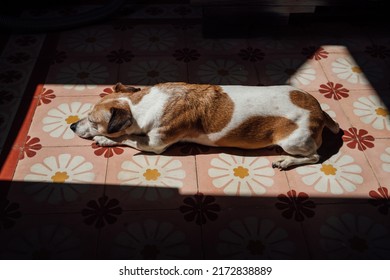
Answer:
[65, 115, 80, 124]
[233, 166, 249, 179]
[51, 171, 69, 183]
[375, 107, 389, 117]
[351, 66, 362, 73]
[320, 164, 337, 176]
[143, 168, 161, 181]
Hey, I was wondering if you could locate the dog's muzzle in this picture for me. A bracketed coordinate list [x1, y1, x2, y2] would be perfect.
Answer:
[70, 122, 78, 132]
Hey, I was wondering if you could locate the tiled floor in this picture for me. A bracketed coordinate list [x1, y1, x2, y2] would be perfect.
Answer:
[1, 3, 390, 259]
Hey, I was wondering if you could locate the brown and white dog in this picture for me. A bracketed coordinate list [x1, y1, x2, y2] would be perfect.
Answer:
[70, 82, 340, 169]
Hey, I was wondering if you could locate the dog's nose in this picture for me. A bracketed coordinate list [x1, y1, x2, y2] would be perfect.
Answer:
[70, 122, 77, 132]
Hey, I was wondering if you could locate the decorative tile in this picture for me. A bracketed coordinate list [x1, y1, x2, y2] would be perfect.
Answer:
[196, 151, 291, 209]
[1, 34, 46, 58]
[285, 144, 380, 202]
[255, 54, 329, 91]
[97, 210, 202, 259]
[337, 89, 390, 138]
[363, 139, 390, 187]
[301, 204, 390, 259]
[44, 58, 119, 92]
[105, 148, 197, 210]
[10, 146, 106, 213]
[319, 52, 389, 90]
[202, 208, 310, 259]
[0, 212, 99, 259]
[0, 97, 21, 148]
[26, 96, 98, 147]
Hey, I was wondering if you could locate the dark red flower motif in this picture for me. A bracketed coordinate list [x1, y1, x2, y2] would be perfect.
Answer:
[91, 142, 124, 158]
[38, 88, 56, 106]
[319, 82, 349, 100]
[238, 47, 265, 62]
[21, 136, 42, 160]
[51, 50, 67, 64]
[106, 49, 134, 64]
[369, 187, 390, 215]
[0, 89, 14, 105]
[0, 198, 21, 230]
[342, 127, 375, 151]
[173, 48, 200, 62]
[82, 195, 122, 229]
[176, 142, 210, 155]
[302, 46, 329, 60]
[6, 52, 31, 64]
[179, 193, 220, 225]
[99, 87, 114, 98]
[365, 44, 390, 59]
[0, 70, 23, 84]
[275, 190, 315, 221]
[15, 36, 37, 47]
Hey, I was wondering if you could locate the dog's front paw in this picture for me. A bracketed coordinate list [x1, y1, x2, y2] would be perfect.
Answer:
[93, 136, 117, 147]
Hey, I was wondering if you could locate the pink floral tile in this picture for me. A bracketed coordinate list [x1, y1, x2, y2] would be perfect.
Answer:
[188, 56, 259, 85]
[255, 54, 329, 91]
[122, 24, 186, 56]
[285, 144, 380, 202]
[337, 89, 390, 138]
[105, 148, 197, 210]
[37, 83, 118, 98]
[196, 151, 291, 209]
[10, 146, 106, 213]
[301, 204, 390, 259]
[319, 52, 389, 90]
[27, 96, 99, 147]
[118, 56, 187, 85]
[0, 212, 99, 259]
[363, 139, 390, 187]
[202, 208, 310, 259]
[97, 210, 202, 259]
[44, 58, 119, 92]
[56, 25, 122, 57]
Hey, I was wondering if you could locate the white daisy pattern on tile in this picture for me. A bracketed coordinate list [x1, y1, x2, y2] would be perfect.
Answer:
[321, 213, 390, 259]
[208, 154, 274, 196]
[42, 102, 92, 139]
[353, 95, 390, 131]
[218, 217, 295, 259]
[131, 26, 177, 52]
[331, 57, 382, 85]
[23, 154, 95, 204]
[117, 155, 186, 201]
[65, 27, 114, 53]
[296, 152, 363, 195]
[381, 147, 390, 172]
[197, 59, 248, 84]
[56, 62, 109, 91]
[128, 60, 179, 84]
[265, 58, 316, 86]
[112, 219, 190, 259]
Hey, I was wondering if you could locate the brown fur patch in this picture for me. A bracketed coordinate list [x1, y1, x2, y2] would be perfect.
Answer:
[289, 90, 325, 147]
[157, 83, 234, 143]
[113, 82, 141, 93]
[215, 116, 298, 149]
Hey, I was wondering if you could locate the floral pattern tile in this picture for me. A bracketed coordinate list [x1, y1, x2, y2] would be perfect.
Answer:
[301, 204, 390, 259]
[202, 208, 310, 259]
[26, 96, 99, 147]
[10, 146, 106, 213]
[97, 210, 202, 259]
[363, 139, 390, 187]
[105, 148, 197, 210]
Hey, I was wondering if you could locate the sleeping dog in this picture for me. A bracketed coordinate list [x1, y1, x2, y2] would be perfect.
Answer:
[70, 82, 339, 169]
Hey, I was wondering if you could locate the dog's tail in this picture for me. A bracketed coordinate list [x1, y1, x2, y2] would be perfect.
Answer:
[323, 111, 340, 134]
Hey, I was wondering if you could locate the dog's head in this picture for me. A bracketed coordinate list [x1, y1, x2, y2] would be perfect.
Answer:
[70, 83, 141, 138]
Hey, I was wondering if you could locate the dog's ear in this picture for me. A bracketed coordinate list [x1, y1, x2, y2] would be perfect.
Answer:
[113, 82, 141, 93]
[107, 107, 133, 134]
